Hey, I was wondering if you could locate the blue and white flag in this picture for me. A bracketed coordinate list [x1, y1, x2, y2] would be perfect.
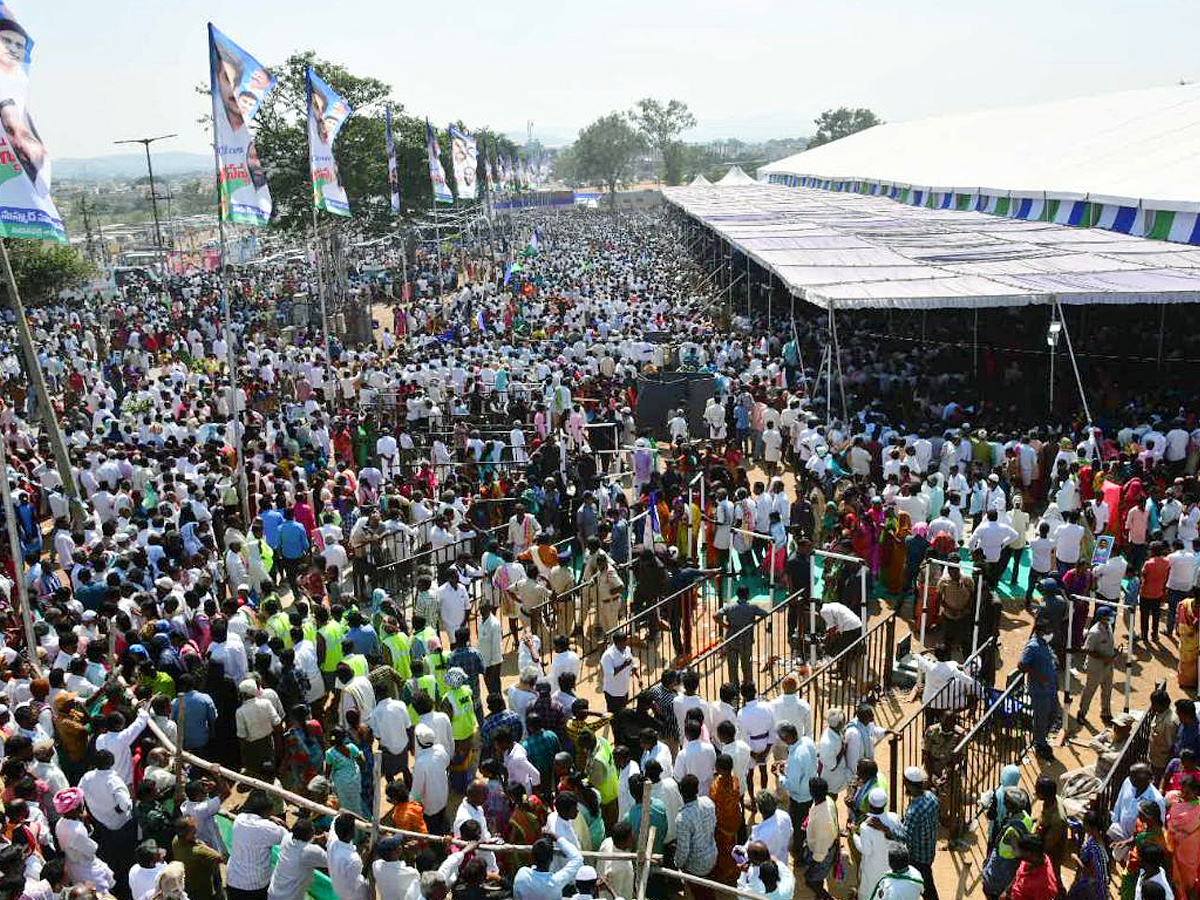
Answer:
[426, 120, 453, 205]
[0, 3, 65, 240]
[448, 124, 477, 200]
[306, 66, 352, 216]
[385, 105, 400, 215]
[209, 24, 276, 227]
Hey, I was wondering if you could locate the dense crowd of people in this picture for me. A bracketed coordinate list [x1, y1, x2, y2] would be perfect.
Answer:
[0, 205, 1195, 900]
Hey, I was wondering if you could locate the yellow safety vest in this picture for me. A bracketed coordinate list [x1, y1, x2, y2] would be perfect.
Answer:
[345, 654, 369, 678]
[319, 623, 344, 672]
[407, 674, 440, 724]
[593, 736, 620, 805]
[382, 631, 412, 679]
[447, 686, 477, 741]
[302, 618, 318, 645]
[266, 613, 292, 648]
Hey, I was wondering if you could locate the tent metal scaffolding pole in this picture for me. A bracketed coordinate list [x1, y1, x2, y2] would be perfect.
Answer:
[831, 299, 849, 425]
[1053, 296, 1093, 426]
[825, 302, 834, 429]
[1158, 303, 1166, 369]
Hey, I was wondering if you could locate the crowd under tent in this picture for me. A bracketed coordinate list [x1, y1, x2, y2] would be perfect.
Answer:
[758, 83, 1200, 245]
[664, 181, 1200, 426]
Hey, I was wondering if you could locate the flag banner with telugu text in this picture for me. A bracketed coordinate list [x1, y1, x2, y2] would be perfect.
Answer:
[0, 3, 63, 240]
[427, 120, 453, 205]
[385, 105, 400, 215]
[307, 66, 352, 216]
[448, 125, 477, 200]
[208, 23, 276, 226]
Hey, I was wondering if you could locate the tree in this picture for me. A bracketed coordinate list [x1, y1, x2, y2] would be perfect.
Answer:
[574, 113, 645, 210]
[807, 107, 882, 148]
[3, 240, 95, 303]
[630, 98, 696, 186]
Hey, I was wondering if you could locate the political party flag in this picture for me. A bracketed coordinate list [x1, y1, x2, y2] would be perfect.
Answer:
[306, 67, 352, 216]
[448, 125, 478, 201]
[385, 105, 400, 215]
[208, 24, 276, 227]
[0, 4, 64, 240]
[426, 120, 453, 205]
[524, 229, 540, 256]
[479, 136, 494, 193]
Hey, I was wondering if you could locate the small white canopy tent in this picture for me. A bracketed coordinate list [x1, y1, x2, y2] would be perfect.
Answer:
[689, 174, 713, 187]
[715, 166, 757, 187]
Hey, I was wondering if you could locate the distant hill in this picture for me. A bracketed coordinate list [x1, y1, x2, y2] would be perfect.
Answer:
[55, 152, 212, 181]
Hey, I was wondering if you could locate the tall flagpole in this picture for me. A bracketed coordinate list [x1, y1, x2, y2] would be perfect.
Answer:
[0, 433, 39, 676]
[311, 206, 333, 367]
[210, 143, 251, 526]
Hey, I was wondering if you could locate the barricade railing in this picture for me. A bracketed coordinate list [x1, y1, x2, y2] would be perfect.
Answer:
[943, 672, 1034, 839]
[371, 522, 506, 616]
[524, 558, 636, 661]
[1087, 700, 1154, 821]
[887, 637, 996, 814]
[794, 610, 898, 730]
[672, 593, 795, 707]
[808, 548, 869, 666]
[916, 556, 984, 654]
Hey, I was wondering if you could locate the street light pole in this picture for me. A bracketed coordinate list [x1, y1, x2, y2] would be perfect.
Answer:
[114, 133, 176, 262]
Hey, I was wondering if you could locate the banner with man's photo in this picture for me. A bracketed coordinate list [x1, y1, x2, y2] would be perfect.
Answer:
[448, 125, 477, 200]
[0, 4, 63, 241]
[426, 120, 453, 205]
[208, 23, 276, 227]
[306, 66, 352, 217]
[385, 105, 400, 215]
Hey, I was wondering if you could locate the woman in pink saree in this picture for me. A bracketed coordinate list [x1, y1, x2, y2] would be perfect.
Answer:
[1166, 774, 1200, 898]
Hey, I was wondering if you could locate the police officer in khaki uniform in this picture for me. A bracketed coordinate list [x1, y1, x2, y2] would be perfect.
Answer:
[1076, 605, 1119, 728]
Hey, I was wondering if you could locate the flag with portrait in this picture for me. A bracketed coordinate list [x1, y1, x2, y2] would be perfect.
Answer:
[0, 4, 63, 240]
[448, 125, 478, 200]
[426, 120, 453, 205]
[208, 24, 276, 227]
[306, 66, 352, 216]
[385, 105, 400, 215]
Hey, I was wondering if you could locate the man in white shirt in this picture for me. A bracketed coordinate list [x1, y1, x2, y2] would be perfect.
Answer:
[749, 791, 793, 864]
[769, 675, 812, 742]
[1166, 541, 1198, 638]
[268, 819, 329, 900]
[79, 749, 135, 852]
[1052, 514, 1086, 576]
[968, 509, 1019, 585]
[843, 704, 888, 774]
[411, 724, 451, 834]
[370, 837, 421, 900]
[227, 792, 287, 899]
[1094, 551, 1128, 603]
[368, 696, 411, 782]
[914, 646, 976, 729]
[600, 633, 638, 712]
[737, 682, 776, 796]
[327, 815, 369, 900]
[95, 705, 150, 786]
[672, 720, 717, 794]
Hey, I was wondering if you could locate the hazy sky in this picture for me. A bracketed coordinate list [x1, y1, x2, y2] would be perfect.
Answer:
[18, 0, 1200, 159]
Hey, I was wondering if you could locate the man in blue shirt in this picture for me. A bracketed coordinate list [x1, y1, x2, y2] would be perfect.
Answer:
[778, 721, 818, 859]
[276, 508, 309, 595]
[259, 501, 284, 551]
[1018, 616, 1060, 760]
[171, 675, 218, 753]
[1173, 699, 1200, 759]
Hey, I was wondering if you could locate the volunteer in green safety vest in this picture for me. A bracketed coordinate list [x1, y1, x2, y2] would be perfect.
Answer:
[262, 597, 293, 649]
[577, 730, 620, 828]
[341, 638, 370, 679]
[403, 658, 441, 724]
[380, 617, 413, 679]
[315, 606, 347, 688]
[442, 666, 478, 746]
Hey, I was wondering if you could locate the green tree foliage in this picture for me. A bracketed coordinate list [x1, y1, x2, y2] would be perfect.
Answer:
[3, 240, 95, 302]
[573, 113, 645, 209]
[203, 51, 518, 235]
[629, 98, 696, 186]
[807, 107, 882, 148]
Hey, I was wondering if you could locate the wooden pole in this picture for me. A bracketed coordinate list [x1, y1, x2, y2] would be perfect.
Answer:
[635, 825, 655, 900]
[0, 433, 38, 676]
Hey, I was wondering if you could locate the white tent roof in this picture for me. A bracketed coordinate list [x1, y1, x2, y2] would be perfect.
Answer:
[663, 182, 1200, 309]
[716, 166, 757, 187]
[759, 84, 1200, 212]
[689, 174, 712, 187]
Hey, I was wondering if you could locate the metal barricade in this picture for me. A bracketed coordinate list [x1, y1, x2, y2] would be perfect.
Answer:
[1087, 700, 1155, 820]
[808, 548, 870, 666]
[678, 595, 795, 706]
[887, 637, 996, 814]
[795, 610, 898, 731]
[943, 673, 1034, 839]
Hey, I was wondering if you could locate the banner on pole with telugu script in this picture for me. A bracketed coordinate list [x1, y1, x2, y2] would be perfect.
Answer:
[385, 105, 400, 215]
[448, 125, 477, 200]
[426, 120, 453, 205]
[0, 3, 64, 240]
[306, 66, 352, 216]
[208, 23, 276, 227]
